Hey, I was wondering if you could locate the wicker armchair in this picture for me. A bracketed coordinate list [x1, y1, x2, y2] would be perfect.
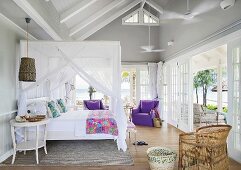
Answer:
[178, 125, 232, 170]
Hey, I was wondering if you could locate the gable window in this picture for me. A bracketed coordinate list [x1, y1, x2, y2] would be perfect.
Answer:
[123, 11, 139, 24]
[122, 9, 159, 26]
[143, 10, 158, 24]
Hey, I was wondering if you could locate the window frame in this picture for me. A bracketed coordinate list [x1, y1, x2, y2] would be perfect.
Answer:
[122, 8, 159, 26]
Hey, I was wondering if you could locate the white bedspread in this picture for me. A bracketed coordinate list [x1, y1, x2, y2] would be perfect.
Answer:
[47, 110, 89, 136]
[24, 110, 117, 141]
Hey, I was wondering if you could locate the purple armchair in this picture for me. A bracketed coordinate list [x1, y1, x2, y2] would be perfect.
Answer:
[132, 100, 159, 127]
[83, 100, 107, 110]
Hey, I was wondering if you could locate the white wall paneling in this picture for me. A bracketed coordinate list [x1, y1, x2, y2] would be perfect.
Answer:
[0, 111, 16, 163]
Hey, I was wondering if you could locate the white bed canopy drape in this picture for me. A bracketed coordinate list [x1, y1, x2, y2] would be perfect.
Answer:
[17, 41, 127, 151]
[148, 63, 158, 99]
[157, 61, 164, 119]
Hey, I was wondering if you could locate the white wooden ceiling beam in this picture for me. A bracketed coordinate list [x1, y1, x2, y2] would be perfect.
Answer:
[12, 0, 66, 40]
[141, 0, 147, 9]
[146, 0, 163, 14]
[60, 0, 97, 23]
[70, 0, 127, 37]
[78, 0, 142, 41]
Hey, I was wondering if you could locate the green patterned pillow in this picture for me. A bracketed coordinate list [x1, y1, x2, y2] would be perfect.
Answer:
[57, 99, 67, 113]
[47, 101, 60, 118]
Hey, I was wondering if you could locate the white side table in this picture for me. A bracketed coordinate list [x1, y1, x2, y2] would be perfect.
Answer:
[10, 119, 49, 164]
[127, 121, 137, 151]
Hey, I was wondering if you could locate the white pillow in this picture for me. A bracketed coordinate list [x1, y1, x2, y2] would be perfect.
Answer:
[27, 101, 48, 115]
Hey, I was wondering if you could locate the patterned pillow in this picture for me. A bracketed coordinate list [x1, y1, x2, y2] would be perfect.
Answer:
[47, 101, 60, 118]
[57, 99, 67, 113]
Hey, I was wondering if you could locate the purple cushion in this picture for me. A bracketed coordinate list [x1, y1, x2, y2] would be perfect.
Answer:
[86, 101, 101, 110]
[140, 100, 154, 113]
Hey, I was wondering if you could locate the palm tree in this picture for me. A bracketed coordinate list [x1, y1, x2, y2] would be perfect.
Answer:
[195, 70, 215, 106]
[193, 75, 200, 104]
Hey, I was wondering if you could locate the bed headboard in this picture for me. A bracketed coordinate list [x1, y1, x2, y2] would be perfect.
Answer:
[27, 97, 50, 105]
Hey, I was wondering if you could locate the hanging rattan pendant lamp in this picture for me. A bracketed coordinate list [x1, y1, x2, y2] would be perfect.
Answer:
[19, 18, 36, 82]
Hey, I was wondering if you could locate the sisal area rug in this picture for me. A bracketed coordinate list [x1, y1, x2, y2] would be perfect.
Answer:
[2, 140, 134, 166]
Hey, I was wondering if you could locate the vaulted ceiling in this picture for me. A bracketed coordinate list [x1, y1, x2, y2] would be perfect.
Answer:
[0, 0, 239, 52]
[0, 0, 172, 41]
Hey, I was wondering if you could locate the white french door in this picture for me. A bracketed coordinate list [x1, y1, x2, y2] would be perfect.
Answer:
[178, 60, 193, 132]
[227, 38, 241, 163]
[167, 59, 193, 132]
[169, 64, 179, 127]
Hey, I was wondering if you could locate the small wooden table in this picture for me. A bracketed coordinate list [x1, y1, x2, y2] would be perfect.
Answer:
[10, 119, 49, 164]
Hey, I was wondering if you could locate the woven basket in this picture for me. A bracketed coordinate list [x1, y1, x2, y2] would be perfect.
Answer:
[19, 57, 36, 82]
[147, 147, 177, 170]
[153, 118, 162, 128]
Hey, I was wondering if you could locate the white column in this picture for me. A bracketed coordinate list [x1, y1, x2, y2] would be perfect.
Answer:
[217, 59, 223, 112]
[130, 71, 134, 105]
[136, 68, 140, 102]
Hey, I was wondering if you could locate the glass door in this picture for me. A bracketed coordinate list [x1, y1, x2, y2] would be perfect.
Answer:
[178, 60, 193, 132]
[227, 38, 241, 163]
[165, 59, 193, 132]
[168, 64, 179, 127]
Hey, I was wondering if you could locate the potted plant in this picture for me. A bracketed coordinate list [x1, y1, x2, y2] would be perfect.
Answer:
[88, 86, 96, 100]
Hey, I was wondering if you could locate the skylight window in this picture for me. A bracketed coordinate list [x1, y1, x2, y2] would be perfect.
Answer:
[122, 8, 159, 26]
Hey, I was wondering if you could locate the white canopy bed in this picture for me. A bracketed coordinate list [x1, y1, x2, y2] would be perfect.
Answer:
[17, 41, 127, 151]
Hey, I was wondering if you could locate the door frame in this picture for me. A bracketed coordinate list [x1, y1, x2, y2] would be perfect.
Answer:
[167, 59, 179, 128]
[165, 57, 193, 132]
[178, 58, 193, 132]
[227, 38, 241, 163]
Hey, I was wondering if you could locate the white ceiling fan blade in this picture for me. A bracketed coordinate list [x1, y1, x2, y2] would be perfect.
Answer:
[182, 17, 201, 24]
[141, 49, 165, 53]
[141, 45, 154, 51]
[160, 10, 185, 20]
[192, 0, 219, 16]
[151, 49, 165, 52]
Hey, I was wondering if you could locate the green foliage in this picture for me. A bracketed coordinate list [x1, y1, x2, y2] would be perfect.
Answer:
[122, 71, 129, 78]
[205, 104, 228, 113]
[88, 86, 96, 100]
[193, 69, 216, 106]
[223, 107, 228, 113]
[193, 75, 201, 88]
[206, 104, 217, 111]
[88, 86, 96, 93]
[196, 70, 216, 87]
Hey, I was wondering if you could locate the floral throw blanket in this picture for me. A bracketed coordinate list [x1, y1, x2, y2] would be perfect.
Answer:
[86, 110, 118, 136]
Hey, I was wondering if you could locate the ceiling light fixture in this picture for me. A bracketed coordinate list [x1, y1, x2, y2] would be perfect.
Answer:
[18, 18, 36, 82]
[184, 0, 194, 20]
[220, 0, 235, 10]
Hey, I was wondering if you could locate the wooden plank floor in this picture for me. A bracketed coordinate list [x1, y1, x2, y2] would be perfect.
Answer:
[1, 124, 241, 170]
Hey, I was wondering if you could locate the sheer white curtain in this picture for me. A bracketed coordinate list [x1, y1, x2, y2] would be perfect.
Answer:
[18, 41, 127, 151]
[148, 63, 158, 99]
[157, 61, 164, 119]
